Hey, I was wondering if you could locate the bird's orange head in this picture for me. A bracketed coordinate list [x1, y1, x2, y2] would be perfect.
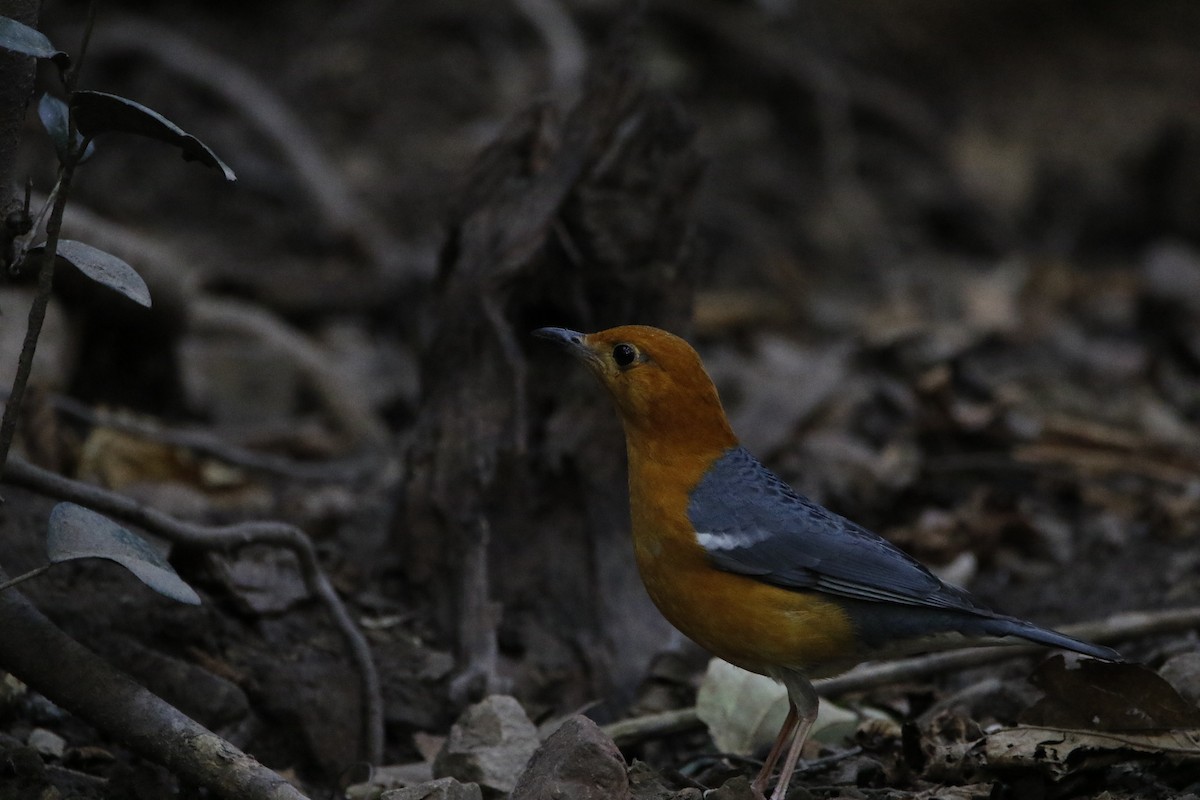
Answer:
[534, 325, 737, 464]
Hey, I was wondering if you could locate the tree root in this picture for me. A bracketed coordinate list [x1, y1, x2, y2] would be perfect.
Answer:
[2, 455, 384, 767]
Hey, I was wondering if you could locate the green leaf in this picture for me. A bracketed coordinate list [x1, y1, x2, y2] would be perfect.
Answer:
[37, 94, 94, 165]
[46, 503, 200, 605]
[71, 90, 236, 181]
[30, 240, 151, 307]
[0, 16, 69, 67]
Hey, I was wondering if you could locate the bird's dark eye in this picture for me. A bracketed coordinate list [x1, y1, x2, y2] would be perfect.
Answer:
[612, 343, 637, 367]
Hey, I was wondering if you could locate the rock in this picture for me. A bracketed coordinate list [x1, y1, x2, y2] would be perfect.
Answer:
[510, 716, 630, 800]
[1143, 240, 1200, 315]
[705, 776, 757, 800]
[382, 777, 482, 800]
[345, 762, 434, 800]
[433, 695, 539, 794]
[27, 728, 65, 759]
[627, 761, 679, 800]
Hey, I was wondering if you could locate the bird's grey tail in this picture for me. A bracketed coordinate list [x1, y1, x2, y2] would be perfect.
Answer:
[985, 616, 1122, 662]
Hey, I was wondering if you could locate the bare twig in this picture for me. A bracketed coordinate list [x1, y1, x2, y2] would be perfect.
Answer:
[12, 197, 386, 449]
[88, 19, 411, 275]
[48, 190, 201, 293]
[190, 296, 388, 445]
[513, 0, 587, 97]
[0, 140, 86, 472]
[814, 607, 1200, 697]
[0, 563, 51, 593]
[1, 456, 385, 765]
[603, 606, 1200, 746]
[17, 390, 380, 483]
[0, 579, 310, 800]
[604, 707, 700, 748]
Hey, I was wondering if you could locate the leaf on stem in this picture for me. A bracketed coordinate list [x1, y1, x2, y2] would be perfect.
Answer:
[0, 16, 69, 68]
[29, 240, 151, 307]
[71, 90, 237, 181]
[47, 502, 201, 605]
[37, 94, 94, 165]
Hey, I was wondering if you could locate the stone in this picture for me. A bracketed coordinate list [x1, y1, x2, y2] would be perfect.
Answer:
[433, 695, 539, 794]
[382, 777, 482, 800]
[511, 716, 629, 800]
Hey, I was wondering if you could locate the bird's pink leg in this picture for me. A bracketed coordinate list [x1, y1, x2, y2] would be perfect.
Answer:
[768, 679, 819, 800]
[750, 705, 798, 799]
[768, 706, 815, 800]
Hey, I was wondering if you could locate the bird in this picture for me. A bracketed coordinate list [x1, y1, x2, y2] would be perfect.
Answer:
[534, 324, 1121, 800]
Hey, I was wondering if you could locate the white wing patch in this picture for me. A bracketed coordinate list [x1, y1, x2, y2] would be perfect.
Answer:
[695, 527, 772, 551]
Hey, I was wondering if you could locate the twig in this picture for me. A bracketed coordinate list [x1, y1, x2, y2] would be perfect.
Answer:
[513, 0, 587, 97]
[603, 606, 1200, 746]
[0, 2, 100, 470]
[816, 607, 1200, 697]
[88, 19, 410, 275]
[190, 296, 387, 445]
[604, 707, 701, 747]
[12, 390, 380, 483]
[0, 564, 51, 593]
[15, 197, 386, 448]
[0, 577, 310, 800]
[48, 190, 201, 294]
[655, 0, 942, 149]
[0, 138, 86, 473]
[1, 456, 385, 766]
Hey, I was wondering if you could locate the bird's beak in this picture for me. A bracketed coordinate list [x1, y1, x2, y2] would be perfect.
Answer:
[533, 327, 603, 369]
[533, 326, 586, 352]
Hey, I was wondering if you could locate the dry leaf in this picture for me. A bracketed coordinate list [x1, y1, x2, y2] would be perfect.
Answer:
[695, 659, 856, 756]
[983, 726, 1200, 778]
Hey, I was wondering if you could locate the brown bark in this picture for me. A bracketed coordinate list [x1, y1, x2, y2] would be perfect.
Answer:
[0, 579, 309, 800]
[0, 0, 39, 267]
[399, 9, 703, 708]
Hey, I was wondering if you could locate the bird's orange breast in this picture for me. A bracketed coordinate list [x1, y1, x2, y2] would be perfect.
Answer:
[627, 450, 860, 678]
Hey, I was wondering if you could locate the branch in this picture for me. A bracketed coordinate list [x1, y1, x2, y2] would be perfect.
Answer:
[0, 146, 83, 470]
[88, 19, 412, 275]
[21, 390, 380, 483]
[603, 606, 1200, 747]
[190, 295, 388, 445]
[18, 198, 386, 448]
[1, 456, 384, 766]
[513, 0, 586, 97]
[0, 579, 309, 800]
[816, 607, 1200, 697]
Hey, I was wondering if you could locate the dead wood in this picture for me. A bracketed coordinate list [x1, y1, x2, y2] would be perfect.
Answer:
[2, 455, 384, 766]
[0, 576, 309, 800]
[398, 8, 702, 707]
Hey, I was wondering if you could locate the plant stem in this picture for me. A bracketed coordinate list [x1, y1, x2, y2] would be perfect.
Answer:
[0, 564, 50, 593]
[0, 4, 97, 476]
[0, 150, 81, 472]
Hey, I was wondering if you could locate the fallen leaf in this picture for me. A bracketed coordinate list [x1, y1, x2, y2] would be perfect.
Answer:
[1021, 654, 1200, 730]
[695, 659, 857, 756]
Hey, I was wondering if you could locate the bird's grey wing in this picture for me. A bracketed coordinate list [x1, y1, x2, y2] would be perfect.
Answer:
[687, 447, 986, 613]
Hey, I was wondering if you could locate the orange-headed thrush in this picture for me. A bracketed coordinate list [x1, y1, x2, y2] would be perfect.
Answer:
[534, 324, 1120, 800]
